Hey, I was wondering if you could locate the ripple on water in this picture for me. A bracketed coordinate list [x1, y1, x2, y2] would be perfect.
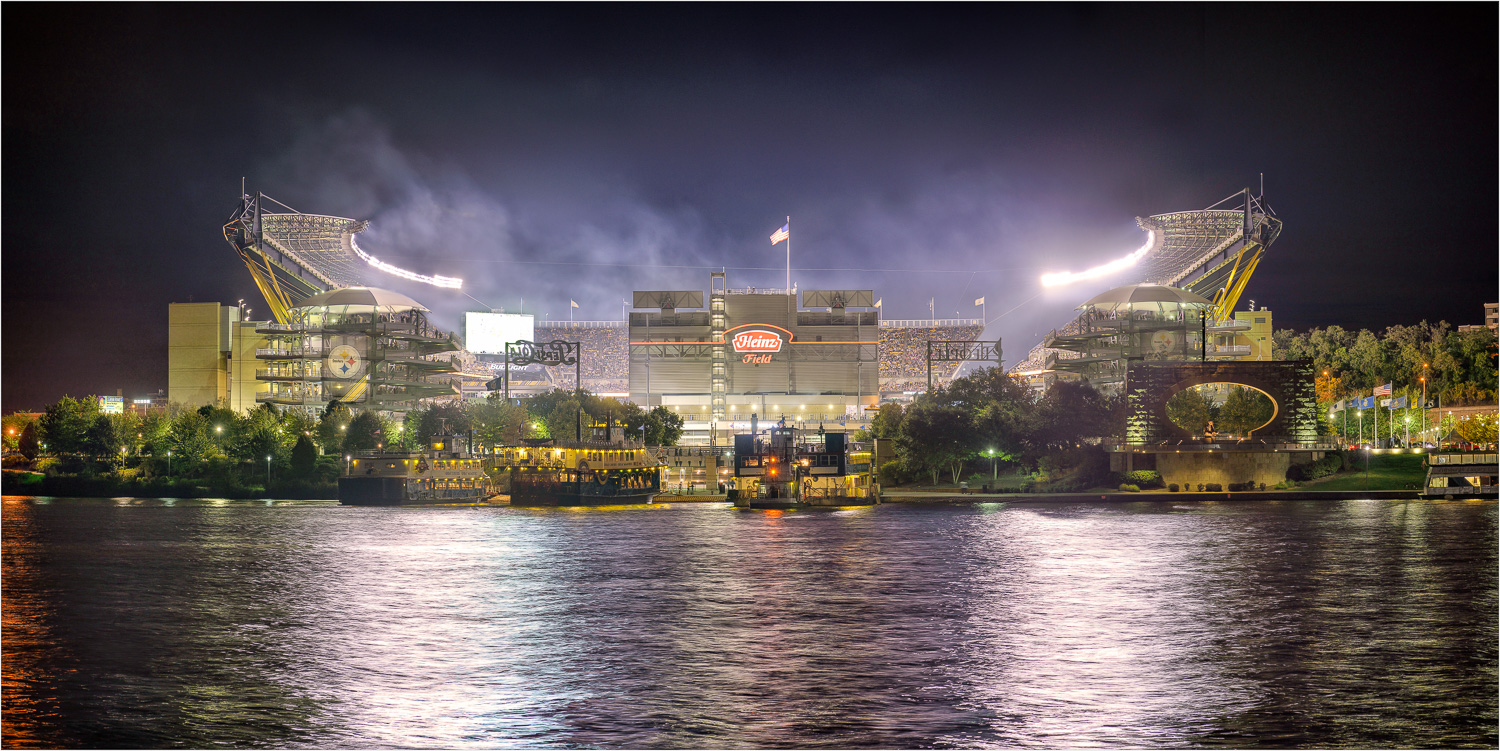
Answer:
[1, 498, 1495, 748]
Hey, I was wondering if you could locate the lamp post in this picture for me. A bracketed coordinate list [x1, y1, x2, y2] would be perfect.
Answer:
[166, 450, 172, 477]
[986, 448, 997, 483]
[799, 457, 810, 503]
[1357, 409, 1363, 449]
[266, 455, 273, 487]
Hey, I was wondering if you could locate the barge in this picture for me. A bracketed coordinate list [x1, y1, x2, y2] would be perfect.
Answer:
[1423, 451, 1498, 499]
[339, 433, 490, 505]
[499, 437, 664, 507]
[730, 424, 877, 510]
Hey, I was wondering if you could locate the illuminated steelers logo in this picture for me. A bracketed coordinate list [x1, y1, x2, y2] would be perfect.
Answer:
[327, 344, 362, 379]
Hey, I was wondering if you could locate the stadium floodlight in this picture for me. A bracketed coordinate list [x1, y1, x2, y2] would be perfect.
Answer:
[351, 236, 462, 289]
[1039, 231, 1155, 288]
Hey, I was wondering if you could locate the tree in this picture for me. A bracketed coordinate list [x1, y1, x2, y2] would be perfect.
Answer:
[1030, 380, 1116, 451]
[233, 403, 285, 465]
[1166, 386, 1212, 435]
[539, 397, 582, 443]
[83, 415, 120, 461]
[1455, 413, 1498, 446]
[289, 434, 319, 479]
[281, 408, 320, 452]
[1315, 372, 1343, 404]
[18, 423, 40, 460]
[1218, 387, 1275, 435]
[896, 399, 975, 484]
[343, 410, 384, 453]
[2, 413, 37, 452]
[39, 395, 101, 455]
[168, 410, 215, 471]
[468, 393, 527, 452]
[868, 402, 905, 439]
[642, 406, 684, 446]
[317, 403, 353, 454]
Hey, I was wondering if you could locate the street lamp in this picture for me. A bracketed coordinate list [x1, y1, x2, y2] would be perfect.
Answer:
[986, 448, 997, 483]
[266, 455, 273, 487]
[166, 450, 172, 476]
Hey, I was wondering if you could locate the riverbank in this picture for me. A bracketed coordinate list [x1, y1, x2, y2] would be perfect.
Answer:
[1, 469, 336, 500]
[882, 489, 1428, 502]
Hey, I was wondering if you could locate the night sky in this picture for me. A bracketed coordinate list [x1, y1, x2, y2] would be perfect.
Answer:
[4, 4, 1495, 412]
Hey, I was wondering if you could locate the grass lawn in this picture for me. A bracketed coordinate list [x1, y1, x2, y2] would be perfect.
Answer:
[1299, 452, 1427, 491]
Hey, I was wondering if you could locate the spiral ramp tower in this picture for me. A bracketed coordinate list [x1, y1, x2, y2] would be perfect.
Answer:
[223, 193, 466, 410]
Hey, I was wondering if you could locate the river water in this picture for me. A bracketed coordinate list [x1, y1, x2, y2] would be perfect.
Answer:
[3, 496, 1495, 749]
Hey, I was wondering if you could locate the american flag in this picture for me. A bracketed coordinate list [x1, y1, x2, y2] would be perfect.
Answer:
[1373, 382, 1392, 396]
[769, 223, 789, 245]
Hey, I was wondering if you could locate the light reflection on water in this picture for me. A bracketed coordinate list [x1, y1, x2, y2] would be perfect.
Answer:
[2, 496, 1495, 748]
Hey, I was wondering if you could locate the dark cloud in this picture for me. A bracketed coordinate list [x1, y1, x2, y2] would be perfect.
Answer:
[3, 4, 1494, 411]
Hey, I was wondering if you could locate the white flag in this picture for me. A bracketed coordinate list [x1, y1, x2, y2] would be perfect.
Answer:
[974, 296, 985, 306]
[874, 298, 882, 308]
[570, 300, 579, 308]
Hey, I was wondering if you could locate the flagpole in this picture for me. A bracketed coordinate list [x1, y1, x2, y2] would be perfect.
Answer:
[785, 215, 790, 294]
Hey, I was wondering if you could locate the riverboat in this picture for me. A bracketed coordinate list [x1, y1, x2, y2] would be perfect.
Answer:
[500, 437, 664, 507]
[730, 423, 877, 510]
[339, 433, 490, 505]
[1422, 451, 1498, 499]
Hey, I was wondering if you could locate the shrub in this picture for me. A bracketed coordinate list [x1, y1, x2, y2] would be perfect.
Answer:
[1122, 470, 1164, 489]
[878, 460, 906, 486]
[1205, 483, 1223, 492]
[1118, 483, 1140, 492]
[1168, 483, 1179, 492]
[1288, 452, 1344, 481]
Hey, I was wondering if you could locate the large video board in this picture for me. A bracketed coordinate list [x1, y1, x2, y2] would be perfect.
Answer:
[464, 312, 535, 355]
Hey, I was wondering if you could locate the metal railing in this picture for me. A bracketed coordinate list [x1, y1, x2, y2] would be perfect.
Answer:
[255, 346, 325, 358]
[1429, 453, 1498, 466]
[536, 321, 627, 329]
[1104, 436, 1340, 451]
[880, 319, 984, 327]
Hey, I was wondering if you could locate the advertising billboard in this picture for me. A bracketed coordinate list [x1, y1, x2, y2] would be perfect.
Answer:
[465, 312, 535, 355]
[98, 396, 124, 414]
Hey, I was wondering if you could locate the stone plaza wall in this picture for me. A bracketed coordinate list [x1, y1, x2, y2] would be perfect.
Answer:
[1123, 360, 1320, 443]
[1155, 451, 1324, 489]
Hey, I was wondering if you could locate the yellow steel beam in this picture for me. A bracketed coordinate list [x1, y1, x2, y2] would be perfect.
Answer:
[240, 254, 291, 323]
[1216, 249, 1263, 320]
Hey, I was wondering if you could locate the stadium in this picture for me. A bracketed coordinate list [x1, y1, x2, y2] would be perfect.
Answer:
[192, 187, 1274, 427]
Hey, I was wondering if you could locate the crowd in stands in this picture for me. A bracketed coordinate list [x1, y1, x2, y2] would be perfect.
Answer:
[1012, 317, 1085, 373]
[878, 323, 985, 391]
[535, 323, 629, 392]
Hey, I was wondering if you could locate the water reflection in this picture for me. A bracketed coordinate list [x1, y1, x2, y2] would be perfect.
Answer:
[2, 497, 1495, 748]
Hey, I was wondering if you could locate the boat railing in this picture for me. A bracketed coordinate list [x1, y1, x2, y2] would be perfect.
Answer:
[1428, 452, 1498, 466]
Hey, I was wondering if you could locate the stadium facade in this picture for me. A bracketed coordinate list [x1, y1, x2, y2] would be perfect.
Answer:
[618, 273, 986, 443]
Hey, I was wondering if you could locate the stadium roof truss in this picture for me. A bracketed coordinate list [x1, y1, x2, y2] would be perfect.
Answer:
[1135, 189, 1281, 321]
[224, 192, 461, 324]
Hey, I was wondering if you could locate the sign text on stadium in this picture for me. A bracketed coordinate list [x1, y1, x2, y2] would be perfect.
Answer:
[733, 328, 784, 363]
